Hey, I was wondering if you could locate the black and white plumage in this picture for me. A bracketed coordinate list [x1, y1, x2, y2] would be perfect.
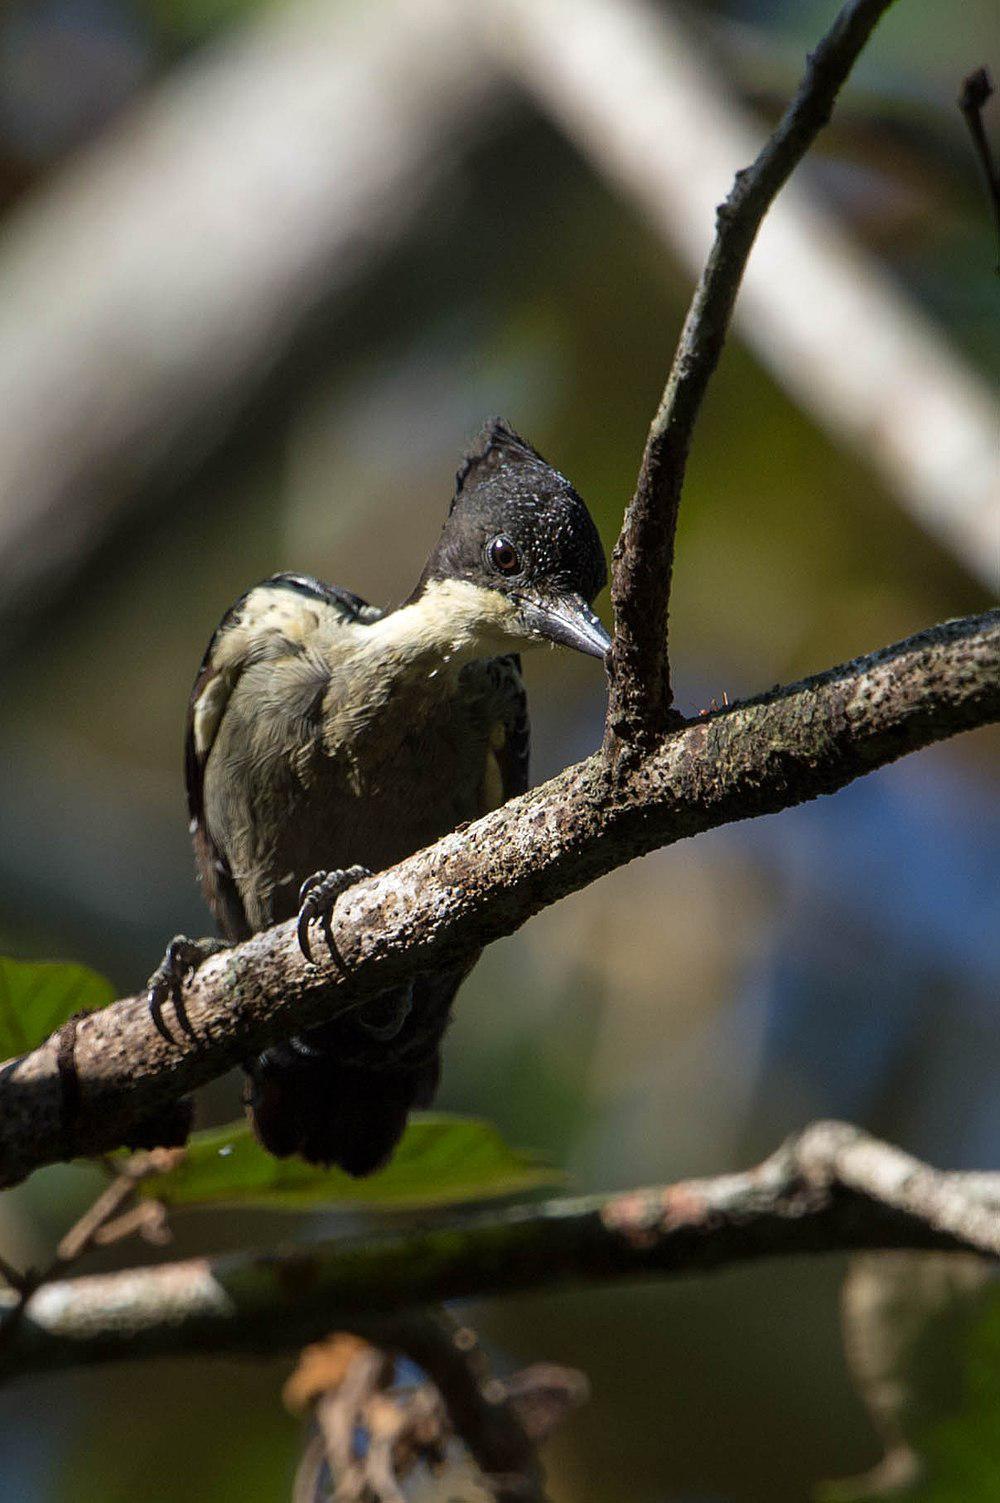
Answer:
[174, 419, 608, 1175]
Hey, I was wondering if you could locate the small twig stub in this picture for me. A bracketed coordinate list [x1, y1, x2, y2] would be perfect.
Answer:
[959, 67, 1000, 269]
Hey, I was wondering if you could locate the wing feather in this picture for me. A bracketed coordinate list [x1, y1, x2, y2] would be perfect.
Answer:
[481, 653, 530, 811]
[184, 572, 380, 938]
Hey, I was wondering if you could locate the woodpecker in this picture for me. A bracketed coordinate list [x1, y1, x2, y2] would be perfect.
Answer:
[148, 419, 609, 1176]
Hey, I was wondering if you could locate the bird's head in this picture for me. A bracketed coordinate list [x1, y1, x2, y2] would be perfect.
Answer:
[411, 419, 610, 660]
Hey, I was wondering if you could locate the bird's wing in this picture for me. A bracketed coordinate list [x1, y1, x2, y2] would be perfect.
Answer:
[484, 653, 530, 808]
[185, 572, 381, 939]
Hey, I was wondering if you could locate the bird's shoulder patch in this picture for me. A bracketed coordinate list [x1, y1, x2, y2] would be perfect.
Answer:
[264, 573, 382, 626]
[187, 574, 380, 785]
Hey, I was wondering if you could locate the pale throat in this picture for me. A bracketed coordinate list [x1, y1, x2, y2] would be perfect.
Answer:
[361, 577, 531, 679]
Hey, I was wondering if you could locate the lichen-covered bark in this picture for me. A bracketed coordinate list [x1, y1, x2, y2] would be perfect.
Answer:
[0, 611, 996, 1187]
[3, 1121, 997, 1382]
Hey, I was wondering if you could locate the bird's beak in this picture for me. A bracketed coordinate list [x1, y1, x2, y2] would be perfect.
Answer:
[519, 591, 612, 660]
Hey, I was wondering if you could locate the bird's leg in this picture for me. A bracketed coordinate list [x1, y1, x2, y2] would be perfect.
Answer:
[297, 867, 413, 1040]
[296, 866, 372, 967]
[146, 935, 228, 1046]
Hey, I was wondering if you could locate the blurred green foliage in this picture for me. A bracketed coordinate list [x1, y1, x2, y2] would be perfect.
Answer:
[139, 0, 270, 46]
[142, 1114, 561, 1211]
[820, 1265, 1000, 1503]
[66, 1361, 302, 1503]
[0, 956, 114, 1057]
[912, 1288, 1000, 1502]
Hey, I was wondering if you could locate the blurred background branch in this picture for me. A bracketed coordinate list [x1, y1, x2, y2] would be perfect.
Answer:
[2, 1121, 998, 1387]
[0, 0, 498, 644]
[958, 67, 1000, 266]
[490, 0, 999, 591]
[831, 1249, 996, 1497]
[0, 1148, 176, 1351]
[1, 0, 995, 659]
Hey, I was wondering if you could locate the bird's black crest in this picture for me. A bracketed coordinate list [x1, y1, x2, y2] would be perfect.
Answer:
[452, 418, 554, 509]
[415, 418, 606, 608]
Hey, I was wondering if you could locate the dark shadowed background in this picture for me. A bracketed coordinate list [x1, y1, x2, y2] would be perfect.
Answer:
[0, 1, 997, 1499]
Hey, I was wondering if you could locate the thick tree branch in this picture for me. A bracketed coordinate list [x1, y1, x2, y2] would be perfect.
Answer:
[0, 611, 996, 1187]
[604, 0, 901, 751]
[2, 1122, 998, 1383]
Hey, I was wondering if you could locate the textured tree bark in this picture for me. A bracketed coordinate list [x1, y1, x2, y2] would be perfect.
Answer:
[0, 611, 996, 1186]
[3, 1122, 998, 1382]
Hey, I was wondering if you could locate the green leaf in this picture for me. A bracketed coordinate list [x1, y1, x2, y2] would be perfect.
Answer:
[0, 955, 115, 1058]
[144, 1114, 561, 1211]
[904, 1281, 1000, 1503]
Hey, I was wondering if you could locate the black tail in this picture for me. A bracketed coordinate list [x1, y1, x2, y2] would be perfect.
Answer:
[244, 972, 461, 1177]
[246, 1043, 440, 1177]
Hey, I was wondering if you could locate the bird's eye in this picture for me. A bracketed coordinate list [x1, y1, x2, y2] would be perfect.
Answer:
[487, 535, 521, 576]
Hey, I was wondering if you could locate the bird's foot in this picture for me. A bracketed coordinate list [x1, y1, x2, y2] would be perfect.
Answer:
[297, 866, 371, 967]
[146, 935, 228, 1046]
[297, 867, 411, 1039]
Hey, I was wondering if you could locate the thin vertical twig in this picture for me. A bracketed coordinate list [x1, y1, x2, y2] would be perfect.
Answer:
[604, 0, 901, 756]
[959, 68, 1000, 270]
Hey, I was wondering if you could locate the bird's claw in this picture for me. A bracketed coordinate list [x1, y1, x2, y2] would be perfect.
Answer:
[297, 867, 411, 1041]
[297, 866, 371, 966]
[146, 935, 226, 1046]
